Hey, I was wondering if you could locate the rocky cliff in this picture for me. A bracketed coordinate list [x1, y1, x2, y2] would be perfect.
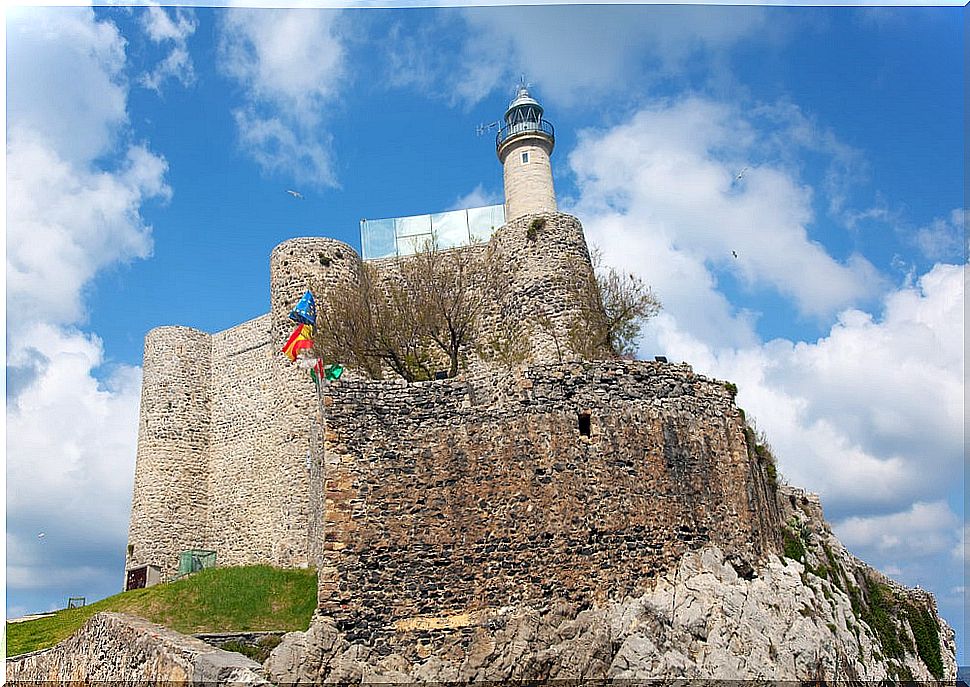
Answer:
[263, 483, 955, 683]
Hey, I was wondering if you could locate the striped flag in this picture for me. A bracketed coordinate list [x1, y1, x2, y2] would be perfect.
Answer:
[282, 323, 314, 361]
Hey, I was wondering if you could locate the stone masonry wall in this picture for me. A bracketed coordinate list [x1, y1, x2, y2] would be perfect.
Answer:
[487, 212, 594, 365]
[205, 314, 314, 569]
[269, 237, 362, 346]
[126, 326, 213, 580]
[125, 213, 751, 606]
[317, 361, 782, 651]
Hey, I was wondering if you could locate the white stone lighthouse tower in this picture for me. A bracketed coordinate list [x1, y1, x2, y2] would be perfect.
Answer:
[496, 84, 557, 221]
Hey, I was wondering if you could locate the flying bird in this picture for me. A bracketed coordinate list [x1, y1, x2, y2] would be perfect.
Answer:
[37, 532, 45, 538]
[735, 167, 748, 181]
[732, 251, 738, 259]
[285, 190, 304, 200]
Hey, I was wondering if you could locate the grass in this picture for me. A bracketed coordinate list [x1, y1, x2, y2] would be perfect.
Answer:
[6, 565, 317, 658]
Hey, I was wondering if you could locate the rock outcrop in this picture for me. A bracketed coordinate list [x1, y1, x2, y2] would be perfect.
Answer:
[264, 485, 955, 683]
[6, 612, 271, 685]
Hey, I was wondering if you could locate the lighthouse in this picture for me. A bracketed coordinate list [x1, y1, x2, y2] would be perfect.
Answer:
[496, 84, 557, 221]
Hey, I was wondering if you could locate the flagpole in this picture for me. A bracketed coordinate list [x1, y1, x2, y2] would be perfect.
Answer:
[313, 358, 326, 568]
[285, 290, 329, 570]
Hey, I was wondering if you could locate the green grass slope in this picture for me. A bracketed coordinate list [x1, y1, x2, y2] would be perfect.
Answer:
[6, 565, 317, 657]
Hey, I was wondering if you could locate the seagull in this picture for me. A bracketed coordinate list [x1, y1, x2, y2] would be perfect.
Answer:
[735, 167, 748, 181]
[285, 190, 304, 200]
[732, 251, 739, 259]
[37, 532, 45, 538]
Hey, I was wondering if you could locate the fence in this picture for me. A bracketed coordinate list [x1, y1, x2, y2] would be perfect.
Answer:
[360, 204, 506, 261]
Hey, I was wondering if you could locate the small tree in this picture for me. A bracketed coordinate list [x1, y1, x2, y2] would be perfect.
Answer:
[570, 247, 661, 359]
[313, 239, 497, 382]
[312, 264, 436, 382]
[402, 240, 494, 378]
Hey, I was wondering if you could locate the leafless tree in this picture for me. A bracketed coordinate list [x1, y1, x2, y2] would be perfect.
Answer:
[313, 241, 659, 381]
[313, 239, 497, 382]
[569, 247, 662, 359]
[312, 264, 436, 382]
[401, 240, 495, 378]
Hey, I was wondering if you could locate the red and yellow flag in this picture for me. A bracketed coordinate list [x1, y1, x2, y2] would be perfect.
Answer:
[282, 323, 314, 361]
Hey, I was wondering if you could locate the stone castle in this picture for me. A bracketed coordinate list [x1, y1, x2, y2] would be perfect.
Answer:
[109, 86, 955, 682]
[125, 82, 780, 605]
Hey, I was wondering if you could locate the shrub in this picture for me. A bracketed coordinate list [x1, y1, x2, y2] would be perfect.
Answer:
[782, 526, 806, 563]
[907, 602, 944, 679]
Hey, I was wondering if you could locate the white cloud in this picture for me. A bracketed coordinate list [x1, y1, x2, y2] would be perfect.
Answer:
[141, 4, 196, 44]
[6, 8, 127, 164]
[568, 98, 884, 326]
[6, 7, 167, 608]
[834, 501, 961, 558]
[448, 183, 502, 211]
[914, 208, 966, 261]
[218, 8, 347, 186]
[232, 107, 337, 189]
[139, 5, 198, 93]
[6, 135, 167, 332]
[387, 5, 771, 108]
[6, 327, 142, 592]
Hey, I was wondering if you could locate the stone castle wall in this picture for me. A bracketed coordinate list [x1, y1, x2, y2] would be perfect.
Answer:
[318, 361, 782, 649]
[125, 213, 781, 622]
[205, 314, 312, 569]
[126, 213, 597, 579]
[126, 315, 317, 578]
[126, 326, 212, 579]
[486, 212, 593, 364]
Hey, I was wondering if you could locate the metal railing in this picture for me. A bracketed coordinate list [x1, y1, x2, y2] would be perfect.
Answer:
[496, 119, 555, 148]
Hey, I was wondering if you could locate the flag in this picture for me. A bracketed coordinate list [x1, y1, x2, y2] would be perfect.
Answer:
[310, 358, 325, 388]
[325, 363, 344, 381]
[282, 323, 314, 361]
[310, 360, 344, 386]
[288, 291, 317, 326]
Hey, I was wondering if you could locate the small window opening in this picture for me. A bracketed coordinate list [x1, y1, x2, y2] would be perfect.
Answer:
[578, 412, 591, 437]
[521, 151, 530, 164]
[127, 544, 134, 558]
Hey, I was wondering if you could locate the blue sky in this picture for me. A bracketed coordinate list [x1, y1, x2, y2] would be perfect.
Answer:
[5, 1, 966, 664]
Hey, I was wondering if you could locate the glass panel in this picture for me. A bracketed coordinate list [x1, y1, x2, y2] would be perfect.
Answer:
[361, 204, 506, 260]
[394, 213, 433, 238]
[468, 204, 505, 243]
[396, 232, 432, 257]
[360, 218, 397, 260]
[431, 209, 469, 250]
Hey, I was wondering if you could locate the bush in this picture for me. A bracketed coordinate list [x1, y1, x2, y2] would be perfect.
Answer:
[782, 526, 806, 563]
[907, 603, 944, 679]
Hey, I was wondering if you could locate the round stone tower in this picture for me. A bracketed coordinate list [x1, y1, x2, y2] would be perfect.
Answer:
[496, 84, 557, 221]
